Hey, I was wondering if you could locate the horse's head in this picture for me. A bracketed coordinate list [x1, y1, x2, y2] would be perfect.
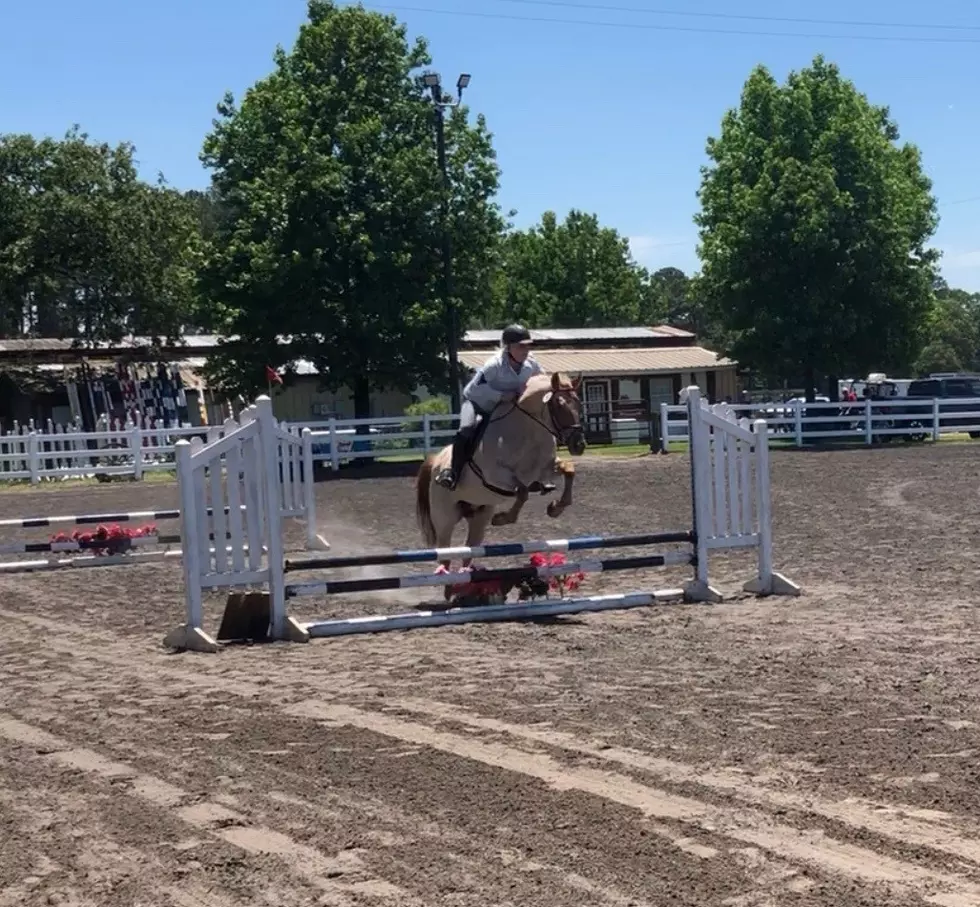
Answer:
[542, 371, 586, 455]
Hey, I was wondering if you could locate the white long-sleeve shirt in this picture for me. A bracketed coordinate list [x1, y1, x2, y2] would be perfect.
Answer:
[463, 349, 544, 412]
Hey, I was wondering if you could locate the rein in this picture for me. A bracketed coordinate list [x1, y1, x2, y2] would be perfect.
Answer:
[462, 389, 582, 498]
[487, 393, 581, 446]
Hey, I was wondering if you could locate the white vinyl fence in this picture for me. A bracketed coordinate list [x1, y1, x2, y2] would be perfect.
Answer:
[291, 413, 460, 470]
[0, 412, 461, 483]
[660, 397, 980, 448]
[10, 394, 973, 483]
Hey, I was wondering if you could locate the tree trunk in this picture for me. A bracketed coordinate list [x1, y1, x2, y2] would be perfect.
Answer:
[352, 374, 373, 468]
[827, 373, 840, 403]
[353, 375, 371, 420]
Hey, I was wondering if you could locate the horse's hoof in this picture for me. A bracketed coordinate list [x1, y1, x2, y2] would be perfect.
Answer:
[491, 514, 510, 527]
[547, 502, 566, 518]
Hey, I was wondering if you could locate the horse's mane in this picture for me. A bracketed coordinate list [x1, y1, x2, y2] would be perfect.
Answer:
[519, 371, 575, 407]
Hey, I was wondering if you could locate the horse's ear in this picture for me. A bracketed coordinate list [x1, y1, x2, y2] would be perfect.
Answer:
[571, 374, 583, 392]
[550, 371, 562, 391]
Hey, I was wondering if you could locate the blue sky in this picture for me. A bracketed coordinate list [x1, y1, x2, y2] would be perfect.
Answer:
[3, 0, 979, 289]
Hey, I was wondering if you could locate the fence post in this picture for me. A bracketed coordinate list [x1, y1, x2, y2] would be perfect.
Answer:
[683, 388, 721, 603]
[161, 440, 220, 653]
[422, 413, 432, 453]
[254, 396, 309, 643]
[301, 427, 318, 548]
[130, 424, 144, 481]
[864, 398, 873, 446]
[742, 420, 801, 598]
[27, 433, 40, 484]
[328, 418, 340, 471]
[932, 399, 941, 441]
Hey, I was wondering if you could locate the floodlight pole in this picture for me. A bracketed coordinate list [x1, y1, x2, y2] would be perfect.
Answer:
[425, 72, 470, 415]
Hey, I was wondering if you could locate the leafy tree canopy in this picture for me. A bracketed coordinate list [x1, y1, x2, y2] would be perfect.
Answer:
[199, 0, 504, 413]
[0, 128, 201, 346]
[913, 279, 980, 375]
[485, 209, 664, 328]
[695, 55, 939, 393]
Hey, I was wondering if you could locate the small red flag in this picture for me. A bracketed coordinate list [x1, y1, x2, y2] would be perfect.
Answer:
[265, 365, 283, 385]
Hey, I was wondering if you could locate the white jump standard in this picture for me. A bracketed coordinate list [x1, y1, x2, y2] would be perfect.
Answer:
[164, 387, 800, 652]
[0, 401, 327, 582]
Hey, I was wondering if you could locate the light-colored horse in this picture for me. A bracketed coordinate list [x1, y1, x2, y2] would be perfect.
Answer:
[415, 372, 586, 577]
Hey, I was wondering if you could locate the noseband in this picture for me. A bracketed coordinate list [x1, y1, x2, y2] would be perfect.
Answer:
[517, 388, 582, 445]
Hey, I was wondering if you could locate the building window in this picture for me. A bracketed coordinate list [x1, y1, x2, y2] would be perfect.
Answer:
[617, 378, 642, 401]
[649, 377, 673, 408]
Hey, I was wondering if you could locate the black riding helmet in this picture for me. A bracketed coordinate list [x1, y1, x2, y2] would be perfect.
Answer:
[501, 323, 532, 345]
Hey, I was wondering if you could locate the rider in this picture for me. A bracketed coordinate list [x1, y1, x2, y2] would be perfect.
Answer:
[434, 323, 554, 492]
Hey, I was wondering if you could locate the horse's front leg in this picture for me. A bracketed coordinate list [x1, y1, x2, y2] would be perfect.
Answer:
[491, 487, 529, 527]
[546, 458, 575, 518]
[446, 506, 496, 603]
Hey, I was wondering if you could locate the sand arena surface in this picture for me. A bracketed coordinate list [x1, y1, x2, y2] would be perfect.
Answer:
[3, 443, 980, 906]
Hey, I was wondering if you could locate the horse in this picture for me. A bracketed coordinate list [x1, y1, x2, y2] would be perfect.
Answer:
[415, 371, 586, 578]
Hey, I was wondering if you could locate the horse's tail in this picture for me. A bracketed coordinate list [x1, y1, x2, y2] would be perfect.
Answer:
[415, 456, 438, 546]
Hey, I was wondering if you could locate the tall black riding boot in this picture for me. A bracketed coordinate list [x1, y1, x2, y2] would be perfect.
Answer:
[434, 436, 468, 489]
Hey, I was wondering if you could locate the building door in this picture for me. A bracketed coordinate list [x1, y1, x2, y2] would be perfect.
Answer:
[583, 379, 611, 442]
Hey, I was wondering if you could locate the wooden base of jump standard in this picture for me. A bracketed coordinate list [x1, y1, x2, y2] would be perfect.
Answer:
[163, 591, 311, 652]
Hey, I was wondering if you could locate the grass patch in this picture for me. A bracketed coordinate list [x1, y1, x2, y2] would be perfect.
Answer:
[0, 469, 177, 494]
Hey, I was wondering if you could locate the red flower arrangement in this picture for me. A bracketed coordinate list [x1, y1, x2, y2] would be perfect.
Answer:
[49, 523, 158, 557]
[519, 552, 586, 601]
[437, 552, 588, 607]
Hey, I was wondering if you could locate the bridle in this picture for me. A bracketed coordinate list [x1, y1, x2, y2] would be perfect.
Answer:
[489, 387, 583, 447]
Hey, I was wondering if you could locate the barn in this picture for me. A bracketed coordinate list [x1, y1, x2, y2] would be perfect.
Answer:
[458, 326, 736, 444]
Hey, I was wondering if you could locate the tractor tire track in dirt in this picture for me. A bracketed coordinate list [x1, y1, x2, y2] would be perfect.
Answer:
[5, 446, 980, 904]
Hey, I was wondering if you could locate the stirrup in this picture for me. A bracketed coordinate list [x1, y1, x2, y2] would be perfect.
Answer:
[434, 468, 457, 489]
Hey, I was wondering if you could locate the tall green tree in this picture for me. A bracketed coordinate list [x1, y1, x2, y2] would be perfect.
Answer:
[183, 188, 231, 244]
[648, 267, 689, 326]
[914, 280, 980, 374]
[199, 0, 503, 414]
[0, 128, 200, 344]
[487, 209, 657, 327]
[695, 55, 939, 395]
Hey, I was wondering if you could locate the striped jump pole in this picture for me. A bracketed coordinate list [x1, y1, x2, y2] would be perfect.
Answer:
[0, 505, 248, 530]
[0, 549, 187, 574]
[284, 530, 695, 572]
[0, 531, 253, 556]
[302, 590, 687, 639]
[285, 551, 694, 598]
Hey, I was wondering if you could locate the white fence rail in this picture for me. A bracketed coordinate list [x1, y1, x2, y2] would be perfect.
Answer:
[290, 413, 460, 470]
[0, 412, 461, 483]
[660, 397, 980, 448]
[12, 393, 974, 483]
[0, 416, 292, 484]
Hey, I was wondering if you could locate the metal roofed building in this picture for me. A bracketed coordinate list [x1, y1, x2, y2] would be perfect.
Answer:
[0, 327, 736, 437]
[459, 325, 736, 444]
